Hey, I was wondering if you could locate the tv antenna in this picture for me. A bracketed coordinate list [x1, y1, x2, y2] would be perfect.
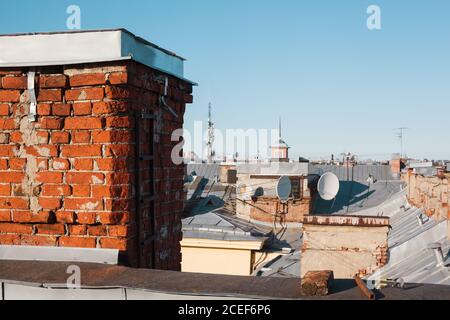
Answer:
[395, 127, 408, 158]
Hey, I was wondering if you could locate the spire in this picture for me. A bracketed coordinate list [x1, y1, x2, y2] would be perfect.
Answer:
[279, 117, 282, 139]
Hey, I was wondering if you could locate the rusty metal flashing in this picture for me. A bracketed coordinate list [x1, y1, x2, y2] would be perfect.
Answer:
[301, 215, 390, 227]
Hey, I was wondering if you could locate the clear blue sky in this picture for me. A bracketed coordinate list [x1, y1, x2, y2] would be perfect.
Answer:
[2, 0, 449, 160]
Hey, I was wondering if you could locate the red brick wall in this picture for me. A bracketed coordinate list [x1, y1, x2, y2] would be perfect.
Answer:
[0, 61, 193, 271]
[249, 197, 312, 223]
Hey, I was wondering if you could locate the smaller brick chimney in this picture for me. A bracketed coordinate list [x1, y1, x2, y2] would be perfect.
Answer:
[301, 215, 390, 279]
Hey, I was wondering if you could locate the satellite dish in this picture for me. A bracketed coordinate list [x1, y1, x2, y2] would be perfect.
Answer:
[276, 176, 292, 203]
[318, 172, 340, 201]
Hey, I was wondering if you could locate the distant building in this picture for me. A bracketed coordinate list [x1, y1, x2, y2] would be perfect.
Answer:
[271, 118, 290, 162]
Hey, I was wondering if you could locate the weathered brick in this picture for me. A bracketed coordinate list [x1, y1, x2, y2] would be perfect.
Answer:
[61, 145, 102, 157]
[64, 117, 103, 129]
[0, 210, 11, 222]
[88, 225, 107, 236]
[39, 75, 67, 88]
[92, 130, 132, 143]
[42, 184, 72, 196]
[73, 102, 92, 115]
[37, 103, 52, 115]
[24, 145, 58, 157]
[0, 145, 17, 156]
[100, 237, 128, 250]
[0, 172, 25, 183]
[2, 76, 27, 89]
[0, 90, 21, 102]
[36, 172, 63, 183]
[0, 118, 18, 130]
[72, 131, 91, 143]
[66, 88, 104, 101]
[37, 89, 62, 102]
[38, 117, 64, 130]
[108, 72, 128, 85]
[51, 131, 70, 144]
[105, 172, 132, 185]
[72, 185, 90, 197]
[52, 158, 70, 170]
[0, 223, 32, 234]
[0, 159, 8, 170]
[0, 103, 10, 116]
[68, 225, 87, 235]
[98, 212, 130, 225]
[9, 158, 27, 170]
[92, 185, 130, 198]
[66, 172, 105, 185]
[21, 235, 58, 246]
[105, 144, 134, 157]
[65, 198, 103, 211]
[92, 101, 128, 114]
[38, 197, 63, 210]
[56, 211, 76, 224]
[0, 184, 10, 196]
[95, 158, 128, 171]
[0, 234, 21, 245]
[106, 116, 133, 128]
[70, 73, 106, 86]
[35, 224, 65, 235]
[104, 198, 132, 211]
[108, 225, 129, 237]
[105, 86, 131, 99]
[52, 103, 71, 116]
[9, 132, 23, 143]
[13, 211, 53, 223]
[73, 159, 93, 171]
[60, 236, 96, 248]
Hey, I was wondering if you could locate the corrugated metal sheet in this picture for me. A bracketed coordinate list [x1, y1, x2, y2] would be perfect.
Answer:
[366, 191, 450, 287]
[309, 164, 395, 182]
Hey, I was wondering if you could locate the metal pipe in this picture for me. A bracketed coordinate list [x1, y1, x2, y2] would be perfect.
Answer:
[354, 275, 375, 300]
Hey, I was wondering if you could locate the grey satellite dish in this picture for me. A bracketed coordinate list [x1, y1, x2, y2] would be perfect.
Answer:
[276, 176, 292, 203]
[317, 172, 340, 201]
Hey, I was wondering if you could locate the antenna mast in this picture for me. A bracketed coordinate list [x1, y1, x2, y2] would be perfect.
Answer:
[396, 127, 408, 158]
[206, 103, 215, 163]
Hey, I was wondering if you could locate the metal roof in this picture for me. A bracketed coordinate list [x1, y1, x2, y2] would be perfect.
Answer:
[0, 29, 196, 85]
[237, 162, 309, 176]
[182, 209, 269, 242]
[313, 180, 405, 215]
[365, 190, 450, 287]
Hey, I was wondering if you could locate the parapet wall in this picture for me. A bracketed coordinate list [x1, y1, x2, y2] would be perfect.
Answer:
[301, 215, 390, 279]
[402, 171, 449, 221]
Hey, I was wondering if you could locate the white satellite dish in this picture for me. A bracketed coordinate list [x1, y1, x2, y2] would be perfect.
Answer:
[276, 176, 292, 203]
[318, 172, 340, 201]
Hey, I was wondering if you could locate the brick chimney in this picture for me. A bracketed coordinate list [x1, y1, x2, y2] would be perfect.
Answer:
[0, 30, 194, 270]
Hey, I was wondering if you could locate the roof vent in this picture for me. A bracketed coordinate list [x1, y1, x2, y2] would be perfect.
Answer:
[427, 243, 445, 267]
